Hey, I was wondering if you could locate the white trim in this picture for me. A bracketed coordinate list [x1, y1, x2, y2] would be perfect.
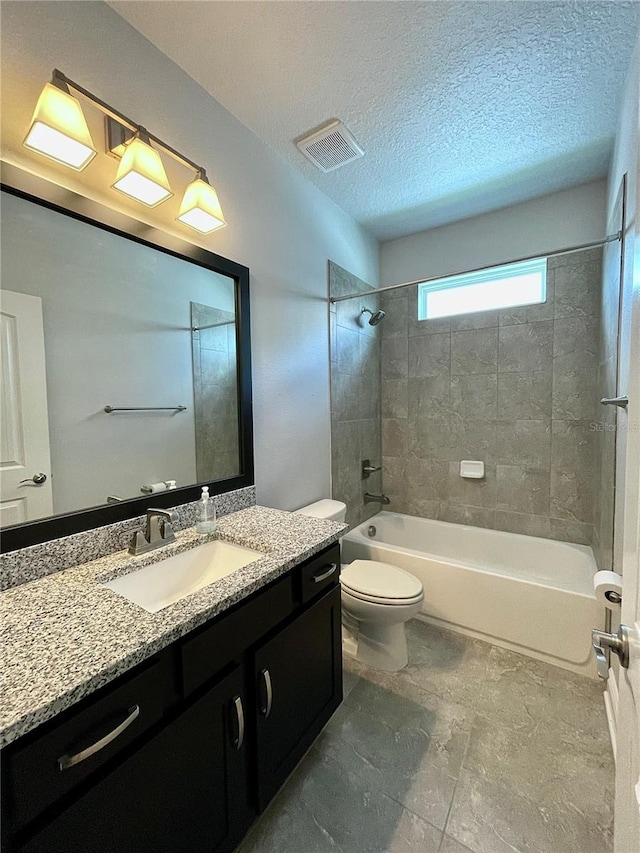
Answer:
[604, 668, 619, 760]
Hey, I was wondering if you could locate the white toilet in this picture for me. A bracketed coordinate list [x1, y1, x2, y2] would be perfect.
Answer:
[296, 499, 424, 672]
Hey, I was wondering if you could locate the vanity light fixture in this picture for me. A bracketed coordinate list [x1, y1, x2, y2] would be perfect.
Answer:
[112, 129, 173, 207]
[177, 169, 226, 234]
[23, 70, 226, 229]
[23, 71, 97, 170]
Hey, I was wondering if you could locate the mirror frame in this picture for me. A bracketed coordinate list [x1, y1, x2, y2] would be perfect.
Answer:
[1, 182, 254, 553]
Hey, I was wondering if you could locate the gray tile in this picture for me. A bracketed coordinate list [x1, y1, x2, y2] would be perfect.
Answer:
[405, 456, 451, 502]
[381, 291, 409, 338]
[451, 328, 498, 375]
[450, 374, 497, 420]
[552, 318, 598, 419]
[335, 324, 362, 374]
[554, 255, 602, 319]
[383, 338, 409, 379]
[450, 311, 499, 331]
[397, 620, 493, 707]
[359, 379, 381, 421]
[408, 376, 452, 420]
[463, 713, 614, 824]
[497, 372, 552, 420]
[382, 417, 408, 458]
[382, 377, 409, 418]
[336, 297, 368, 332]
[330, 371, 359, 422]
[439, 836, 475, 853]
[409, 334, 451, 377]
[383, 456, 408, 510]
[447, 768, 612, 853]
[550, 420, 595, 524]
[438, 504, 496, 529]
[360, 418, 382, 463]
[410, 416, 496, 464]
[498, 321, 553, 373]
[494, 510, 552, 539]
[477, 645, 606, 736]
[317, 679, 471, 829]
[405, 495, 442, 519]
[549, 516, 593, 545]
[448, 463, 497, 508]
[496, 419, 551, 467]
[496, 465, 550, 515]
[552, 365, 597, 420]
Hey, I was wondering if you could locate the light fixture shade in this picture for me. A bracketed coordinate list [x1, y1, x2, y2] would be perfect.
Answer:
[23, 82, 97, 170]
[177, 177, 226, 234]
[111, 136, 173, 207]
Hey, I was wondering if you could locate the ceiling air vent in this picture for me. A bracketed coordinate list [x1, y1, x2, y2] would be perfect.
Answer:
[295, 120, 364, 173]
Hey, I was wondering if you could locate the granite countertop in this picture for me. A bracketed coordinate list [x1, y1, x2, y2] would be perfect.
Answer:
[0, 506, 346, 748]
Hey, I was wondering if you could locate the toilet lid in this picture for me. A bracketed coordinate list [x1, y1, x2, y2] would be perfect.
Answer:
[341, 560, 423, 601]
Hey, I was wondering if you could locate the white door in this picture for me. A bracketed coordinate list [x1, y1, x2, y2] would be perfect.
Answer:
[0, 290, 53, 524]
[613, 173, 640, 850]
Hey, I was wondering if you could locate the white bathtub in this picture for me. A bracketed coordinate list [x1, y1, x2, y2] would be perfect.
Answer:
[341, 512, 603, 678]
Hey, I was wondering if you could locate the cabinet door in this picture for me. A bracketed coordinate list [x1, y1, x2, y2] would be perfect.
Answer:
[254, 584, 342, 809]
[21, 667, 250, 853]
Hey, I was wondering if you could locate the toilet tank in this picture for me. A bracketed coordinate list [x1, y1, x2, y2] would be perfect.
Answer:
[296, 499, 347, 523]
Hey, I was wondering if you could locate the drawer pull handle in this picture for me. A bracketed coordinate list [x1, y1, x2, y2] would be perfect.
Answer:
[57, 705, 140, 771]
[260, 668, 273, 718]
[313, 563, 338, 584]
[231, 696, 245, 750]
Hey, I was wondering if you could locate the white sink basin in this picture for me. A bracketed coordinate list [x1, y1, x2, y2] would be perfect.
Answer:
[103, 540, 263, 613]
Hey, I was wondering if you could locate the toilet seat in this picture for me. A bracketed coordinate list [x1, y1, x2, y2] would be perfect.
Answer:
[341, 560, 423, 605]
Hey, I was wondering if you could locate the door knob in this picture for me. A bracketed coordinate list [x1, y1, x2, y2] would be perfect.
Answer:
[19, 473, 47, 485]
[592, 625, 630, 679]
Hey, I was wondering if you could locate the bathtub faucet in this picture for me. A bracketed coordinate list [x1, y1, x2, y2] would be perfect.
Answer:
[364, 492, 390, 505]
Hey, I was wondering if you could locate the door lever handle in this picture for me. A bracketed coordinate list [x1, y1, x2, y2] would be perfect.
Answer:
[19, 473, 47, 485]
[592, 625, 630, 679]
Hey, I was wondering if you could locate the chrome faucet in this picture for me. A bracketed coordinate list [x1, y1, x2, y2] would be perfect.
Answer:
[129, 508, 179, 556]
[364, 493, 390, 505]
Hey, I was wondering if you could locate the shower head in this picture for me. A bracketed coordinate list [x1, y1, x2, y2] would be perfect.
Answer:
[361, 307, 386, 326]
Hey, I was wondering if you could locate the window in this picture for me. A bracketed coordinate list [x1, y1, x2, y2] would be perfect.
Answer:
[417, 257, 547, 321]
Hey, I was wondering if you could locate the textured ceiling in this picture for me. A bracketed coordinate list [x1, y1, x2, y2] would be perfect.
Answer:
[108, 1, 640, 241]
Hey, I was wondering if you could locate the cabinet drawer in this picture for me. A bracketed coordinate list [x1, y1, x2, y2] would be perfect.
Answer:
[4, 660, 164, 831]
[299, 544, 340, 604]
[181, 574, 294, 697]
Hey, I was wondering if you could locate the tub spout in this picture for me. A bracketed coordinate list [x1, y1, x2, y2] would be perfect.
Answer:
[364, 493, 390, 505]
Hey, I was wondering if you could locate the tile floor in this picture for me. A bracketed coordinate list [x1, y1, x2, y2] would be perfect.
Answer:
[237, 620, 614, 853]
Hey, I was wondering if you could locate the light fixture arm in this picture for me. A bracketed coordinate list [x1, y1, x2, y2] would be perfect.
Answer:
[52, 69, 203, 174]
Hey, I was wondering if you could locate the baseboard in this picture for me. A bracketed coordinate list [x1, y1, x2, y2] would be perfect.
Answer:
[604, 667, 619, 760]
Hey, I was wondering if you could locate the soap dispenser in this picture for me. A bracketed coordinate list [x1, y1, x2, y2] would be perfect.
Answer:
[196, 486, 216, 534]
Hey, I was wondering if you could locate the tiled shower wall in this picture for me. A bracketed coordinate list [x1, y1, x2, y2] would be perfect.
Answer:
[593, 190, 623, 569]
[380, 248, 603, 545]
[191, 302, 240, 482]
[329, 262, 382, 528]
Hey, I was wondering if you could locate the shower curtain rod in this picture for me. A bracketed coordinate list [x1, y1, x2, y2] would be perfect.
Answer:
[329, 231, 622, 303]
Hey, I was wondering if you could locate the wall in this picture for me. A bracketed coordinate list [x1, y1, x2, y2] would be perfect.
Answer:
[380, 180, 607, 287]
[0, 1, 379, 516]
[379, 250, 602, 543]
[329, 262, 382, 527]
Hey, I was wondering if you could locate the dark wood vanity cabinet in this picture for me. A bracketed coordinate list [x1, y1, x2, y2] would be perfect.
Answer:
[255, 584, 342, 809]
[1, 544, 342, 853]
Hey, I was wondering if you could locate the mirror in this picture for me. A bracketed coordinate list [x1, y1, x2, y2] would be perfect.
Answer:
[0, 184, 253, 551]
